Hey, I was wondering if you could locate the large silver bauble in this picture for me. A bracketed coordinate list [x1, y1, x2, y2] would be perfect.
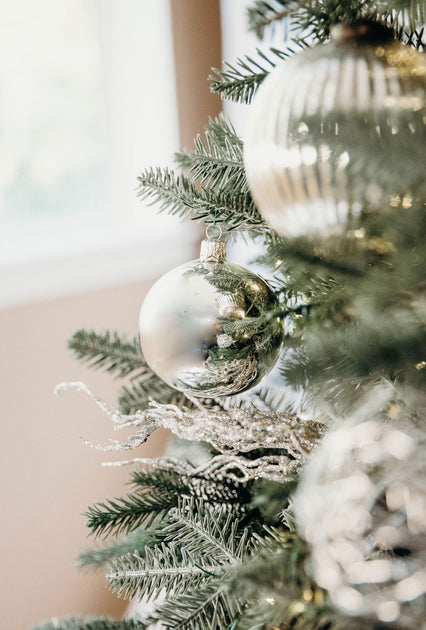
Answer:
[244, 22, 426, 237]
[295, 415, 426, 627]
[139, 240, 284, 397]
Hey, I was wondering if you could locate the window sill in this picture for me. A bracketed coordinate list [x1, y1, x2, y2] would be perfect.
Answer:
[0, 220, 197, 308]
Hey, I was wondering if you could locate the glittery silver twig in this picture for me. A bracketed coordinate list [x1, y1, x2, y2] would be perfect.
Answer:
[56, 381, 326, 481]
[103, 454, 302, 482]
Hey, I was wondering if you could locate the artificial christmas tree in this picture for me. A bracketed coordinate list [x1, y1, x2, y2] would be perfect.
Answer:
[35, 1, 425, 629]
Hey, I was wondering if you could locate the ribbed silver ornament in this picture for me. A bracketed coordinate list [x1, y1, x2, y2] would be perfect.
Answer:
[244, 23, 426, 237]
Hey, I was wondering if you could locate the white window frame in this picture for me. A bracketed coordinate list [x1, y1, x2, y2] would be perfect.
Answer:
[0, 0, 196, 308]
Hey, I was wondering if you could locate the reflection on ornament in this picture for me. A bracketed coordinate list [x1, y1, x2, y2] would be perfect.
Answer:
[244, 22, 426, 237]
[139, 238, 284, 397]
[295, 416, 426, 627]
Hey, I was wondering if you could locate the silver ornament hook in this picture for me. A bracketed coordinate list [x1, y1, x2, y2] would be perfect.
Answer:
[206, 223, 223, 242]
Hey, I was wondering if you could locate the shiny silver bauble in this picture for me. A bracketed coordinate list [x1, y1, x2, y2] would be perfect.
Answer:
[139, 240, 284, 397]
[295, 415, 426, 626]
[244, 22, 426, 237]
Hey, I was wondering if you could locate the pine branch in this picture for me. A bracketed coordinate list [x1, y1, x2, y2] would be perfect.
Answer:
[225, 529, 317, 629]
[248, 0, 426, 42]
[77, 527, 162, 570]
[285, 306, 426, 392]
[175, 116, 248, 192]
[117, 379, 186, 415]
[85, 490, 176, 539]
[32, 618, 146, 630]
[162, 497, 250, 563]
[68, 330, 146, 379]
[130, 467, 251, 506]
[148, 580, 242, 630]
[203, 115, 244, 148]
[210, 46, 305, 105]
[107, 545, 219, 601]
[296, 1, 426, 42]
[68, 329, 183, 414]
[137, 166, 266, 233]
[228, 536, 309, 600]
[239, 597, 386, 630]
[263, 201, 426, 412]
[247, 1, 303, 39]
[373, 0, 426, 33]
[107, 499, 248, 605]
[137, 167, 197, 216]
[147, 516, 297, 629]
[85, 467, 250, 541]
[261, 237, 368, 279]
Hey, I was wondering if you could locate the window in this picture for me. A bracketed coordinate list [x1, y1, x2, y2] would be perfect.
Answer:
[0, 0, 194, 306]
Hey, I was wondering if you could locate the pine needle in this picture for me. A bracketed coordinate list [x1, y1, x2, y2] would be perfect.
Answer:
[176, 116, 247, 191]
[85, 491, 176, 539]
[137, 166, 266, 233]
[209, 45, 305, 104]
[68, 330, 145, 379]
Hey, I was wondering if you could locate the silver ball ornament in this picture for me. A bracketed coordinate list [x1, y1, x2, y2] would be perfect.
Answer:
[244, 22, 426, 237]
[139, 239, 284, 397]
[295, 415, 426, 627]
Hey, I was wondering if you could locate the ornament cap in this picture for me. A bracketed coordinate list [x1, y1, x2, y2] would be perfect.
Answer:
[200, 239, 227, 263]
[331, 20, 394, 46]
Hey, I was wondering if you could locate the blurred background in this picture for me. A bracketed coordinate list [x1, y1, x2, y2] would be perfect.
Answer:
[0, 1, 274, 627]
[0, 1, 273, 626]
[0, 1, 226, 628]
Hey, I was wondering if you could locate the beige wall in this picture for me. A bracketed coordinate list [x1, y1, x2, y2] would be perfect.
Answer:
[0, 3, 222, 629]
[0, 280, 166, 629]
[170, 0, 222, 149]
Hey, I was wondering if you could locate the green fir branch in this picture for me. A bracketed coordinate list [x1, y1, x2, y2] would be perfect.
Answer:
[68, 330, 146, 379]
[261, 237, 368, 279]
[226, 530, 315, 629]
[296, 1, 426, 42]
[239, 601, 387, 630]
[137, 166, 266, 233]
[209, 45, 305, 105]
[130, 467, 250, 506]
[107, 545, 219, 601]
[285, 306, 426, 395]
[107, 498, 248, 607]
[375, 0, 426, 33]
[68, 329, 185, 414]
[247, 0, 302, 39]
[204, 115, 244, 147]
[85, 490, 176, 539]
[262, 201, 426, 412]
[175, 116, 248, 192]
[137, 166, 198, 216]
[248, 0, 426, 42]
[147, 514, 301, 629]
[148, 580, 243, 630]
[85, 469, 250, 541]
[68, 330, 187, 414]
[162, 497, 250, 563]
[77, 527, 162, 570]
